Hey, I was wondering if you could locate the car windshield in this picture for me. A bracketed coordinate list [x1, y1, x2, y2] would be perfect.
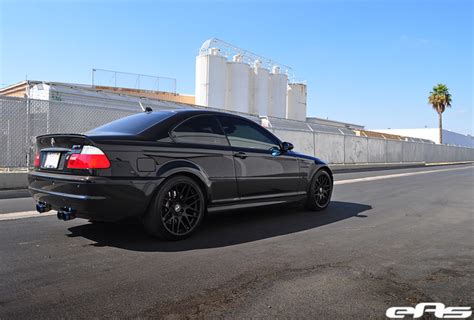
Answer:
[87, 111, 174, 135]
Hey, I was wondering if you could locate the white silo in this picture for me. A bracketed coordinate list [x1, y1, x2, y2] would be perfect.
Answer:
[195, 48, 227, 109]
[286, 83, 307, 121]
[249, 60, 269, 116]
[268, 66, 288, 118]
[225, 54, 250, 113]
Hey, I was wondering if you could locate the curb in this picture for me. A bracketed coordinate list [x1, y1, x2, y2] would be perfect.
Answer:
[425, 161, 474, 167]
[0, 172, 28, 190]
[0, 188, 31, 200]
[330, 162, 425, 173]
[330, 161, 473, 173]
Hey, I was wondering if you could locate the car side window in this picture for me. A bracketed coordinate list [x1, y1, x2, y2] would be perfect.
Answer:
[170, 115, 228, 146]
[218, 116, 280, 150]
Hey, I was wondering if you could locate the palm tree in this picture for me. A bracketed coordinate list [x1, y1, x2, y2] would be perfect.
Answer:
[428, 84, 452, 144]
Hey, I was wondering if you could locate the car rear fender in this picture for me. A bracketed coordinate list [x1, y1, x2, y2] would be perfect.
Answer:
[156, 160, 212, 202]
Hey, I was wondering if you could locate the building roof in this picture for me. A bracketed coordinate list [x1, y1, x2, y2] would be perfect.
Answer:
[306, 117, 364, 130]
[0, 80, 194, 104]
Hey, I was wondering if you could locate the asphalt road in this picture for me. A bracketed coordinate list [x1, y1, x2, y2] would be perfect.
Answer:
[0, 164, 473, 319]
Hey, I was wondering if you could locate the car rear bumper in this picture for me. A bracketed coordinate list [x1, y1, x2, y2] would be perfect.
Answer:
[28, 171, 163, 221]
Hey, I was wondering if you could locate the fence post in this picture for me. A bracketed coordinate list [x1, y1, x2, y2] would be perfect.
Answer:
[7, 120, 10, 167]
[25, 97, 30, 168]
[46, 100, 50, 133]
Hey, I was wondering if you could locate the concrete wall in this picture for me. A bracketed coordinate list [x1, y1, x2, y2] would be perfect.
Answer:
[386, 140, 403, 162]
[272, 129, 315, 157]
[368, 138, 386, 163]
[274, 129, 474, 164]
[314, 132, 345, 164]
[344, 136, 368, 164]
[0, 173, 27, 189]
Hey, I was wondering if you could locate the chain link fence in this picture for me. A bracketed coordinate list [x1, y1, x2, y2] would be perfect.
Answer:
[0, 96, 139, 168]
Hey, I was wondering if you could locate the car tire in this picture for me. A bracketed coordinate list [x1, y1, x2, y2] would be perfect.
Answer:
[143, 175, 205, 240]
[305, 169, 333, 211]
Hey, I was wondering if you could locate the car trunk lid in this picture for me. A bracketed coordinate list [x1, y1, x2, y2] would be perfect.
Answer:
[35, 134, 108, 174]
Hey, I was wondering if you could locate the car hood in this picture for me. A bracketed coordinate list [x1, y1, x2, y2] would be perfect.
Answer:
[287, 151, 327, 165]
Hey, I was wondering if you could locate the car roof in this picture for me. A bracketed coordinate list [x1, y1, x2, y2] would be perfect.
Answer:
[159, 108, 256, 128]
[163, 108, 242, 117]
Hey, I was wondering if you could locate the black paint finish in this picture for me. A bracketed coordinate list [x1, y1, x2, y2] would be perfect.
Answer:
[28, 109, 332, 221]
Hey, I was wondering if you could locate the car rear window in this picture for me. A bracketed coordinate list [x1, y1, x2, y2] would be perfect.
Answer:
[87, 111, 174, 135]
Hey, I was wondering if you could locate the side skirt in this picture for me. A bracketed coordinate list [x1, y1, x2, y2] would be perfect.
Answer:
[207, 194, 306, 213]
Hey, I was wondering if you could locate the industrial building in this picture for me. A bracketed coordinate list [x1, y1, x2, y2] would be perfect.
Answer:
[195, 39, 307, 121]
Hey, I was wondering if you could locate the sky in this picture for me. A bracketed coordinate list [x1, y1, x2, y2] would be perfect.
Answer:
[1, 0, 472, 134]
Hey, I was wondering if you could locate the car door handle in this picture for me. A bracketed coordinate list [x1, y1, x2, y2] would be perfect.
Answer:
[234, 152, 248, 159]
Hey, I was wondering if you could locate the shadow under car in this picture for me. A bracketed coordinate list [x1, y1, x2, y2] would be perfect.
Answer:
[67, 201, 372, 252]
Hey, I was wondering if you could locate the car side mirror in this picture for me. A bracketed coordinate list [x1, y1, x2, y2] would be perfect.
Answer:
[281, 142, 294, 152]
[270, 146, 281, 156]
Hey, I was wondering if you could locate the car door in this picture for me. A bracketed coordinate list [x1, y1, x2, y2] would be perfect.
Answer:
[217, 115, 300, 200]
[159, 114, 239, 204]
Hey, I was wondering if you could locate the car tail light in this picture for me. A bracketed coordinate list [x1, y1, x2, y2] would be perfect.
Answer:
[67, 145, 110, 169]
[34, 152, 40, 168]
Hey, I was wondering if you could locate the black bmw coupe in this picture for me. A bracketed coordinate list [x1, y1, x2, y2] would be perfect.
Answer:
[29, 109, 333, 240]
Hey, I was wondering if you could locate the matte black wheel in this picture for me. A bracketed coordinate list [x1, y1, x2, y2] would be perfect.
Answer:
[143, 175, 205, 240]
[305, 170, 333, 211]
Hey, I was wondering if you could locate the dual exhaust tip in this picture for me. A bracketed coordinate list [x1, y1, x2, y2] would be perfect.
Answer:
[36, 202, 76, 221]
[57, 209, 76, 221]
[36, 201, 51, 213]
